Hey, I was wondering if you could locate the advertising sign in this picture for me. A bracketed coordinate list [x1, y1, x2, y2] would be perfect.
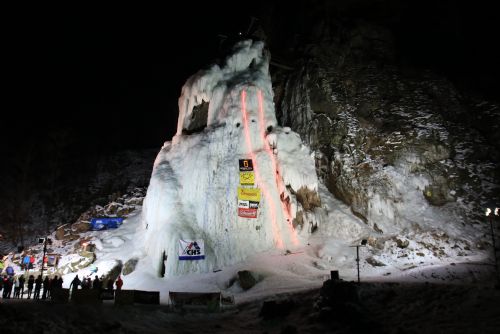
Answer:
[237, 187, 261, 202]
[178, 240, 205, 260]
[47, 254, 59, 267]
[238, 200, 249, 208]
[238, 200, 259, 209]
[239, 159, 254, 171]
[238, 208, 258, 218]
[90, 217, 124, 231]
[239, 171, 255, 185]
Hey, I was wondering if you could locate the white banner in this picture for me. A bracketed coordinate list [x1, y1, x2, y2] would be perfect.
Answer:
[178, 239, 205, 260]
[238, 200, 249, 208]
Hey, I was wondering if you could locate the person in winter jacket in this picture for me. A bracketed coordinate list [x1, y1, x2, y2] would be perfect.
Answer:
[92, 275, 102, 290]
[115, 276, 123, 291]
[2, 275, 12, 298]
[42, 276, 49, 300]
[27, 275, 35, 299]
[81, 277, 91, 289]
[13, 277, 20, 298]
[69, 275, 81, 293]
[18, 275, 25, 298]
[34, 275, 42, 300]
[6, 276, 13, 298]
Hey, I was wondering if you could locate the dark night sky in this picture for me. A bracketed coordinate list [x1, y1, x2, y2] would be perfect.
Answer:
[4, 5, 247, 153]
[2, 1, 499, 157]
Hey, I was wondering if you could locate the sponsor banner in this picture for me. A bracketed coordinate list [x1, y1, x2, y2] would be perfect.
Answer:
[249, 201, 259, 209]
[238, 207, 258, 218]
[237, 187, 261, 202]
[47, 254, 59, 267]
[238, 200, 249, 208]
[239, 171, 255, 185]
[178, 239, 205, 260]
[239, 159, 254, 172]
[238, 200, 259, 209]
[90, 217, 124, 231]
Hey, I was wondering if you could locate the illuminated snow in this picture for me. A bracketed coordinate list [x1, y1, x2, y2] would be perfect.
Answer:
[143, 40, 322, 276]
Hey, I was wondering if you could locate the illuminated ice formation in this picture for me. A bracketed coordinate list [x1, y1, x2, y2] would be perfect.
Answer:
[142, 40, 319, 276]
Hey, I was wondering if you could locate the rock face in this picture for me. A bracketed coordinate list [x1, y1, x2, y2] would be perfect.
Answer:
[238, 270, 258, 290]
[0, 149, 155, 253]
[100, 260, 123, 283]
[71, 221, 91, 233]
[273, 19, 499, 240]
[122, 258, 139, 276]
[55, 225, 67, 240]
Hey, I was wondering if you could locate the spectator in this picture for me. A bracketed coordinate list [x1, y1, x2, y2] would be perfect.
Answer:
[115, 276, 123, 291]
[34, 275, 42, 300]
[51, 275, 59, 291]
[3, 275, 12, 298]
[18, 275, 25, 298]
[42, 276, 49, 300]
[27, 275, 35, 299]
[92, 275, 102, 290]
[81, 277, 91, 289]
[69, 275, 81, 293]
[13, 276, 20, 298]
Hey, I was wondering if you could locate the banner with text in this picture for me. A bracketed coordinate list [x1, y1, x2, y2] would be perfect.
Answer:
[238, 200, 259, 209]
[178, 239, 205, 260]
[238, 207, 258, 218]
[239, 159, 253, 171]
[237, 187, 261, 202]
[239, 171, 255, 185]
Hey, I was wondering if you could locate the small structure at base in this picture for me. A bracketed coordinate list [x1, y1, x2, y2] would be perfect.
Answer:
[169, 291, 221, 311]
[51, 288, 69, 303]
[134, 290, 160, 304]
[115, 290, 134, 305]
[72, 289, 102, 305]
[114, 290, 160, 305]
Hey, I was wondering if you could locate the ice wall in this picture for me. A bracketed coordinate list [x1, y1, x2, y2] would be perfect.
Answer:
[142, 40, 319, 276]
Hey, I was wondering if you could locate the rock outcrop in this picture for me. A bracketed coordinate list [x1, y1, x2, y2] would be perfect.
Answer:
[273, 19, 499, 242]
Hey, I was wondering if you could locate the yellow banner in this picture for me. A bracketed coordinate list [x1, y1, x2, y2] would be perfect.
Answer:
[237, 187, 261, 202]
[239, 171, 255, 185]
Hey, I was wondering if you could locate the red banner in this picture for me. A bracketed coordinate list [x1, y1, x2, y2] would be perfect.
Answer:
[238, 207, 257, 218]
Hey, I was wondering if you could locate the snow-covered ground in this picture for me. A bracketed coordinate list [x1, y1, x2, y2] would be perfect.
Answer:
[2, 267, 499, 334]
[2, 216, 499, 334]
[40, 198, 495, 305]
